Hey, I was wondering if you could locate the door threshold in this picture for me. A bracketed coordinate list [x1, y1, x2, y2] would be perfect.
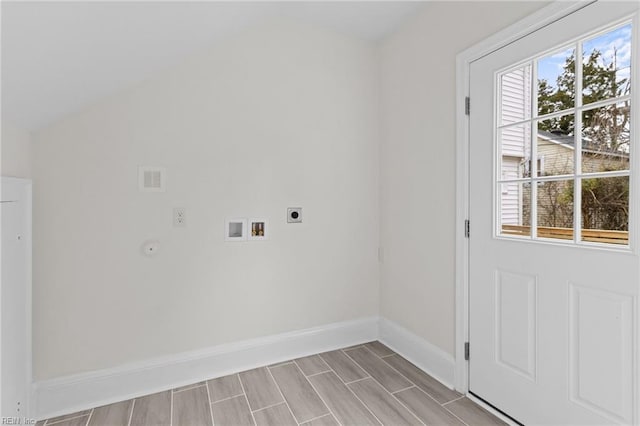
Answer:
[467, 392, 524, 426]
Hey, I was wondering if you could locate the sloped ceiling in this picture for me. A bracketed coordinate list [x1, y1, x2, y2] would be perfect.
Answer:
[1, 1, 423, 130]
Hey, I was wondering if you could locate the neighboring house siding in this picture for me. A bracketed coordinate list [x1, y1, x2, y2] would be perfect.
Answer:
[533, 138, 629, 229]
[501, 156, 522, 225]
[501, 67, 531, 158]
[500, 67, 530, 227]
[582, 152, 629, 173]
[537, 138, 573, 175]
[537, 137, 629, 175]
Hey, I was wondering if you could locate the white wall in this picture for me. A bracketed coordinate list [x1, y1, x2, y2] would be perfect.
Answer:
[378, 1, 547, 356]
[1, 121, 31, 178]
[32, 18, 379, 380]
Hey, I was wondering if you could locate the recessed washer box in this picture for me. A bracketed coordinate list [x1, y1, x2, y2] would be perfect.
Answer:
[225, 218, 247, 242]
[248, 218, 268, 241]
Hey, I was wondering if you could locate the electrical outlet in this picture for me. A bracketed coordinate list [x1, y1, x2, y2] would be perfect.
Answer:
[173, 208, 186, 227]
[287, 207, 302, 223]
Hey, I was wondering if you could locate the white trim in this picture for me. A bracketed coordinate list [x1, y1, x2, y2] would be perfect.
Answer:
[25, 180, 33, 419]
[454, 0, 595, 393]
[32, 316, 459, 421]
[378, 317, 455, 389]
[0, 177, 33, 418]
[633, 10, 640, 426]
[32, 316, 378, 420]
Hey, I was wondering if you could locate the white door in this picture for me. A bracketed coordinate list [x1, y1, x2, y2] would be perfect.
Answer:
[469, 2, 639, 425]
[1, 177, 31, 417]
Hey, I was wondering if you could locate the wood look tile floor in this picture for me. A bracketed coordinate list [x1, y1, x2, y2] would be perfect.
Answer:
[38, 342, 506, 426]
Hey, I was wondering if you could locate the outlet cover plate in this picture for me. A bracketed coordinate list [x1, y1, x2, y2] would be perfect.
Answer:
[173, 208, 186, 227]
[287, 207, 302, 223]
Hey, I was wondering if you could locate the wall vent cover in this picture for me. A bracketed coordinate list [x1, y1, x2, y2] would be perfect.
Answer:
[138, 166, 166, 192]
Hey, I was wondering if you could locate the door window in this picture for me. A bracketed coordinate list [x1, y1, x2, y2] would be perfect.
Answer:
[497, 23, 633, 246]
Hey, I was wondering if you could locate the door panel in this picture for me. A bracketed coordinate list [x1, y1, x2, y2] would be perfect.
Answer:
[469, 2, 639, 424]
[569, 284, 633, 423]
[495, 270, 536, 381]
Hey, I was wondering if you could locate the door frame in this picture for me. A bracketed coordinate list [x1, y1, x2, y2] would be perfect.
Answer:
[1, 176, 33, 417]
[454, 0, 599, 392]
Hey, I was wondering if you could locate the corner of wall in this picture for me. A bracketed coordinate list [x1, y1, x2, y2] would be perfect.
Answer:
[1, 120, 33, 179]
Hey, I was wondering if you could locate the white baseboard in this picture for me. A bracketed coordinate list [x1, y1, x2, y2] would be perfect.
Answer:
[33, 316, 457, 420]
[33, 316, 378, 420]
[378, 317, 456, 389]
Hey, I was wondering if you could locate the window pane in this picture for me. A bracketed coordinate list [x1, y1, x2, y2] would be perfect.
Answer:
[582, 24, 632, 106]
[581, 102, 630, 172]
[537, 114, 575, 176]
[537, 179, 574, 240]
[581, 176, 629, 245]
[501, 182, 531, 237]
[501, 123, 531, 179]
[537, 46, 575, 116]
[500, 64, 532, 125]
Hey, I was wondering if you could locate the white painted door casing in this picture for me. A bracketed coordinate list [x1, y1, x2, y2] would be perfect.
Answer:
[1, 177, 32, 417]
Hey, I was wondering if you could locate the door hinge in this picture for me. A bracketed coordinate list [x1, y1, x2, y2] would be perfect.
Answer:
[464, 342, 470, 360]
[464, 219, 470, 238]
[465, 96, 470, 115]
